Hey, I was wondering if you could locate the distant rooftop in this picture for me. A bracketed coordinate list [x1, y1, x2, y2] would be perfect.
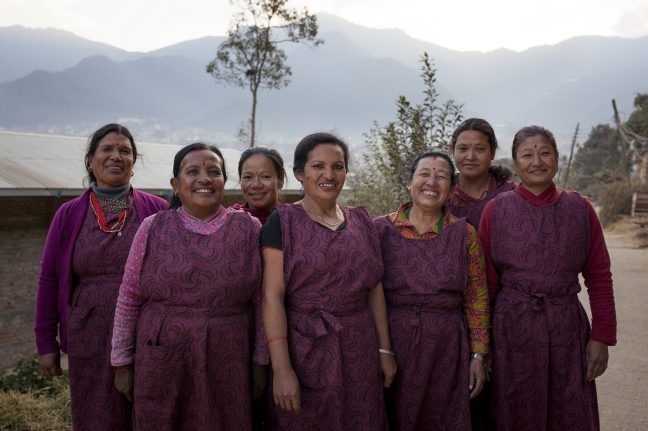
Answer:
[0, 131, 300, 197]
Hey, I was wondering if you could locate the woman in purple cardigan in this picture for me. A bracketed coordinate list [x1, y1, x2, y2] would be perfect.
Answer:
[34, 123, 167, 430]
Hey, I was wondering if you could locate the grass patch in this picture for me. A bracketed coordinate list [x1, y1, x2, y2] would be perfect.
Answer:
[0, 388, 71, 431]
[0, 356, 71, 430]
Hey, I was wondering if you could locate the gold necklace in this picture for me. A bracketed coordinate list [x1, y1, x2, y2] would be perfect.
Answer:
[302, 203, 343, 228]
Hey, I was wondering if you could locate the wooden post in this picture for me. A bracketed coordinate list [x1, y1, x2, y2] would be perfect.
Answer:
[612, 99, 632, 186]
[562, 123, 579, 189]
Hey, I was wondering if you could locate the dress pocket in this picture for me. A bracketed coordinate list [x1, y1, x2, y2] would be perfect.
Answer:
[66, 304, 106, 358]
[289, 324, 328, 390]
[134, 310, 195, 401]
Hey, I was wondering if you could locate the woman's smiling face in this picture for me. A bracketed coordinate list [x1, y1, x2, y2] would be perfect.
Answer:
[408, 156, 453, 213]
[514, 135, 558, 194]
[171, 148, 225, 219]
[296, 143, 347, 202]
[240, 153, 283, 211]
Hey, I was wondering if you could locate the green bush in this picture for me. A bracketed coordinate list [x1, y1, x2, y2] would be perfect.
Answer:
[597, 182, 648, 226]
[0, 356, 68, 397]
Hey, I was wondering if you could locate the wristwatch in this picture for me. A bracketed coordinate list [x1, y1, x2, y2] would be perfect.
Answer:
[470, 352, 485, 362]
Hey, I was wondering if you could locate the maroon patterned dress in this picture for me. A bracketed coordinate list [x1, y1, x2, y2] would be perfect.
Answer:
[375, 216, 472, 430]
[68, 200, 139, 430]
[447, 179, 514, 230]
[488, 190, 599, 430]
[271, 204, 386, 430]
[133, 210, 261, 430]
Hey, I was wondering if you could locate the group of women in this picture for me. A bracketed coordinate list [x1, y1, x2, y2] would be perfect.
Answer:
[35, 119, 616, 430]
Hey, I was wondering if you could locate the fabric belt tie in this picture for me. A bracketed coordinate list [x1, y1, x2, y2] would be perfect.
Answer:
[390, 304, 462, 347]
[311, 310, 343, 337]
[147, 302, 248, 319]
[500, 288, 576, 312]
[390, 304, 462, 327]
[288, 306, 363, 337]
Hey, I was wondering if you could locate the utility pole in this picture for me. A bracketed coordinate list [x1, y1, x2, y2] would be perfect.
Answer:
[612, 99, 633, 186]
[562, 123, 579, 189]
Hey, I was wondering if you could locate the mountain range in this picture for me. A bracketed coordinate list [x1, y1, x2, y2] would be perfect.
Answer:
[1, 13, 647, 153]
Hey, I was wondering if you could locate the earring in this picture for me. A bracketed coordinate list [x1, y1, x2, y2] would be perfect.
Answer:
[131, 172, 134, 177]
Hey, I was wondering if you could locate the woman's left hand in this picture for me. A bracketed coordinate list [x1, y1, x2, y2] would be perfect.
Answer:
[586, 340, 609, 382]
[379, 354, 397, 388]
[469, 358, 486, 399]
[113, 366, 134, 402]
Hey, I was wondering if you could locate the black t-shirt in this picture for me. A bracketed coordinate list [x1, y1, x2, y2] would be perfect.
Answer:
[260, 209, 347, 249]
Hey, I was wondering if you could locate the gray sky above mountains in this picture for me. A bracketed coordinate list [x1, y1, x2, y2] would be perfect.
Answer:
[1, 0, 647, 53]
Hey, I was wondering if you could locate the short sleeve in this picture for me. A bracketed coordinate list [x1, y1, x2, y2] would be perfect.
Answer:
[260, 209, 282, 249]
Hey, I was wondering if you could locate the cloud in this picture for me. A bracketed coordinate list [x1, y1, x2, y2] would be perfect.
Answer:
[613, 3, 648, 37]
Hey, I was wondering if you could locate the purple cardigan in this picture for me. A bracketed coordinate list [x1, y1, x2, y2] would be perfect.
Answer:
[34, 188, 167, 355]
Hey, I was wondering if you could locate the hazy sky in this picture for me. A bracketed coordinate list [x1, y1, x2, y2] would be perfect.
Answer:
[2, 0, 647, 52]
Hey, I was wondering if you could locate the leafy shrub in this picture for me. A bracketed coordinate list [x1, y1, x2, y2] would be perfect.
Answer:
[346, 53, 463, 216]
[0, 356, 68, 397]
[597, 182, 648, 226]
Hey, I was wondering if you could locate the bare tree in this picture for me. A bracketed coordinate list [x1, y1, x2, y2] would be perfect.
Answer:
[206, 0, 322, 146]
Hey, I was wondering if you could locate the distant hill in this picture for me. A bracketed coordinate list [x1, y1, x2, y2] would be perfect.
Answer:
[149, 35, 226, 63]
[0, 25, 140, 83]
[0, 15, 647, 152]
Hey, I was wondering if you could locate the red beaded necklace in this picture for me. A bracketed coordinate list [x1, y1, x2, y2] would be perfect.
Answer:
[89, 192, 128, 236]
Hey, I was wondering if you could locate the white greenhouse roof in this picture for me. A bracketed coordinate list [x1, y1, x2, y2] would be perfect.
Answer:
[0, 131, 299, 197]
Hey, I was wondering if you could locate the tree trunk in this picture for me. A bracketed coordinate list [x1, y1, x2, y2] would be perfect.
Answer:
[250, 89, 258, 147]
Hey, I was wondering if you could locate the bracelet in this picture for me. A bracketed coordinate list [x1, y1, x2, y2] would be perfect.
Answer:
[470, 353, 485, 362]
[378, 348, 396, 357]
[268, 336, 287, 344]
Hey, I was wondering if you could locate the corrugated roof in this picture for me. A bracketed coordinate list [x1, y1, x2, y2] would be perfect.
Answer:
[0, 131, 300, 196]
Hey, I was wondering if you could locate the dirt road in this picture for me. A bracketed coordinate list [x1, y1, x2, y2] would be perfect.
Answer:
[579, 233, 648, 430]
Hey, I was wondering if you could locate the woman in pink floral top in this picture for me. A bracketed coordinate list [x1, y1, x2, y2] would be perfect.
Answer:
[111, 142, 263, 430]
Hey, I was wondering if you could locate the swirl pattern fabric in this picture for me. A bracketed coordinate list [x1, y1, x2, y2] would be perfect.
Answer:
[133, 209, 261, 431]
[375, 216, 471, 430]
[67, 203, 139, 430]
[270, 204, 386, 430]
[447, 181, 514, 230]
[488, 190, 599, 431]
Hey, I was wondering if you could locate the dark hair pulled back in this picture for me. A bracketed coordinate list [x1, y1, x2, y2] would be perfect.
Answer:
[292, 132, 349, 179]
[238, 147, 286, 184]
[169, 142, 227, 209]
[408, 151, 457, 186]
[84, 123, 137, 185]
